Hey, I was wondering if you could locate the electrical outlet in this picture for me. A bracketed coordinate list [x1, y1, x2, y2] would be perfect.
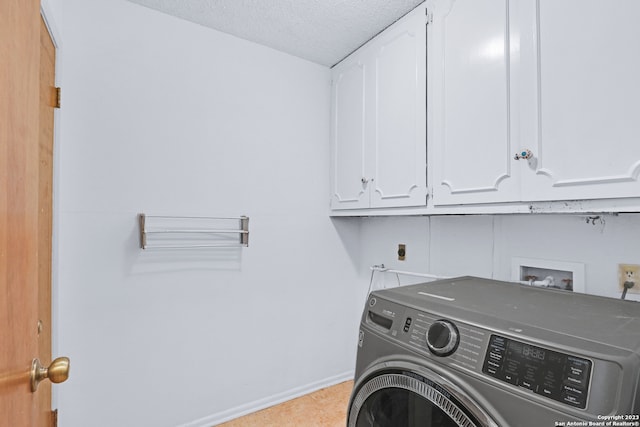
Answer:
[618, 264, 640, 295]
[397, 244, 406, 261]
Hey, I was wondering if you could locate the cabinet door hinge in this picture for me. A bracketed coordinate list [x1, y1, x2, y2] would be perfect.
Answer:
[55, 87, 61, 109]
[51, 409, 58, 427]
[426, 11, 433, 25]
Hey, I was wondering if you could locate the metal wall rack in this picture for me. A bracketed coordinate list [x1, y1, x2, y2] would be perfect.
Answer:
[138, 214, 249, 249]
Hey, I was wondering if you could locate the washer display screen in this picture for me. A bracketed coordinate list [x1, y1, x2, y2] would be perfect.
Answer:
[482, 335, 591, 409]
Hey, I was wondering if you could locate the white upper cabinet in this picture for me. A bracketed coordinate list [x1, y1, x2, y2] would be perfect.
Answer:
[429, 0, 640, 206]
[429, 0, 519, 205]
[331, 57, 369, 209]
[330, 4, 427, 210]
[521, 0, 640, 201]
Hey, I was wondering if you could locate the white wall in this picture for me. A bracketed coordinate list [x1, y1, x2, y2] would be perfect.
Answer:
[358, 214, 640, 302]
[56, 1, 362, 426]
[53, 1, 640, 426]
[42, 0, 63, 40]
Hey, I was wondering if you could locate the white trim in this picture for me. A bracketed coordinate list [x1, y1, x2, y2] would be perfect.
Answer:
[40, 0, 64, 414]
[329, 198, 640, 217]
[40, 0, 62, 48]
[177, 371, 354, 427]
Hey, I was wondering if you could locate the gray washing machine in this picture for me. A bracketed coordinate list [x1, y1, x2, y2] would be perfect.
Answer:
[348, 276, 640, 427]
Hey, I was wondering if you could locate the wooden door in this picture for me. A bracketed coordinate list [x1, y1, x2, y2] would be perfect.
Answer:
[0, 1, 59, 425]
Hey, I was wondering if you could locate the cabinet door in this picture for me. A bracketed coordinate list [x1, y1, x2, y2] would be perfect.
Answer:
[369, 7, 428, 208]
[330, 57, 369, 209]
[430, 0, 520, 205]
[520, 0, 640, 202]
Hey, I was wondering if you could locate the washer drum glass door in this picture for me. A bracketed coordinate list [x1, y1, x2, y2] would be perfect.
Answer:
[349, 371, 496, 427]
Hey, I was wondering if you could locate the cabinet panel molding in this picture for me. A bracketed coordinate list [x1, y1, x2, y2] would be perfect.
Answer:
[431, 0, 519, 204]
[523, 0, 640, 200]
[331, 60, 369, 207]
[372, 11, 427, 206]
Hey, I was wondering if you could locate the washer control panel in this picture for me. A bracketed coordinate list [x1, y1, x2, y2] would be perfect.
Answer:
[364, 296, 594, 411]
[381, 309, 488, 373]
[482, 334, 592, 409]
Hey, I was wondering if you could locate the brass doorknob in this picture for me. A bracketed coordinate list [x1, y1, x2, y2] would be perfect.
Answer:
[31, 357, 70, 392]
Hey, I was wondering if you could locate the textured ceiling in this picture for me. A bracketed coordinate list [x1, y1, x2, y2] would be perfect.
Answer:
[127, 0, 425, 67]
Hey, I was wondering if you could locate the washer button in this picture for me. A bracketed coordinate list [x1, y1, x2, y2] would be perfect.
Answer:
[403, 317, 412, 332]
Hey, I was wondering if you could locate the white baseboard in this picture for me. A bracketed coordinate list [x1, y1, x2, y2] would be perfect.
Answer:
[177, 371, 355, 427]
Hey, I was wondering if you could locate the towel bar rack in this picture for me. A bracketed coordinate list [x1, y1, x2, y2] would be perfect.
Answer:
[370, 264, 448, 280]
[138, 214, 249, 249]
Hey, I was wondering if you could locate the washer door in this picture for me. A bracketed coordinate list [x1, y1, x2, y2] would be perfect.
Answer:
[349, 370, 496, 427]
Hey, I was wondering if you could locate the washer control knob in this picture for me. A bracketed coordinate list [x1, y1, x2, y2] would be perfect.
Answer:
[426, 320, 459, 357]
